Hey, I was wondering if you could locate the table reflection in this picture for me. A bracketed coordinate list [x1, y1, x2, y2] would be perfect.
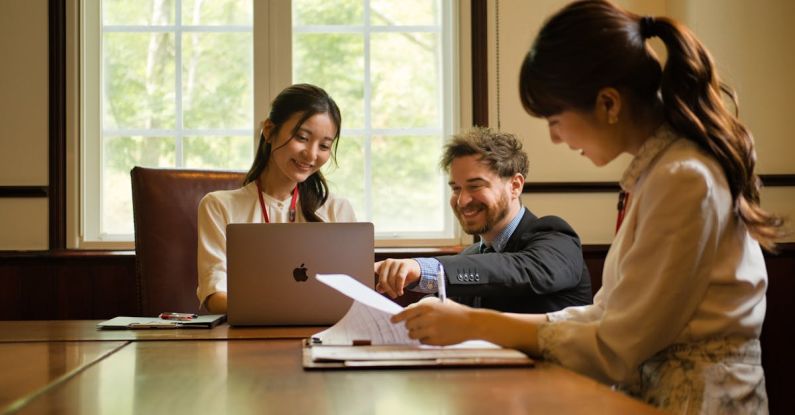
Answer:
[0, 341, 126, 412]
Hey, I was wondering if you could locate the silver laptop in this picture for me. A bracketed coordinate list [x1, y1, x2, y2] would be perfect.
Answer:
[226, 222, 374, 326]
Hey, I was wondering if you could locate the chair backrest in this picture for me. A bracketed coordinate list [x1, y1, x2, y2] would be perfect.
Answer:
[131, 166, 246, 316]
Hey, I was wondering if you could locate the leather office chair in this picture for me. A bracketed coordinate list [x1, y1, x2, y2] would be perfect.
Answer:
[131, 166, 245, 316]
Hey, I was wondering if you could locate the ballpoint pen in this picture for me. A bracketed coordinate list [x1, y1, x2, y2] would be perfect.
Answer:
[437, 264, 446, 303]
[159, 312, 198, 321]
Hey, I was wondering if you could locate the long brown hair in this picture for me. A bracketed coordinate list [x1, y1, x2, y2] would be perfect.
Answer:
[519, 0, 785, 250]
[244, 84, 342, 222]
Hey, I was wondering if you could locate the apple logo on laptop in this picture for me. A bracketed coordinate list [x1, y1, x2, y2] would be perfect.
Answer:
[293, 263, 309, 282]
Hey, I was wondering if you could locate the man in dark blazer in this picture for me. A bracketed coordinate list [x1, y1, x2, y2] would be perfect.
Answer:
[374, 127, 591, 313]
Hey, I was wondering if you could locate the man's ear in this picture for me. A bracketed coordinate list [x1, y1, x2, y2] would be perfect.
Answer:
[510, 173, 525, 198]
[595, 87, 622, 125]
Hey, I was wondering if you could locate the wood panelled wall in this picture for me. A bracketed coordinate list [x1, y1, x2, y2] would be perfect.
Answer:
[2, 244, 791, 320]
[0, 251, 137, 320]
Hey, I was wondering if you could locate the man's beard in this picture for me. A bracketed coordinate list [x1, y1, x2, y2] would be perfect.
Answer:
[455, 192, 511, 236]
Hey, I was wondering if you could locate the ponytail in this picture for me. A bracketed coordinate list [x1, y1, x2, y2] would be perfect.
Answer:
[647, 17, 785, 250]
[519, 0, 786, 250]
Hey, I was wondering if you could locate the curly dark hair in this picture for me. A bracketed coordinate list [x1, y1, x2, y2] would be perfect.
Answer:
[440, 127, 529, 179]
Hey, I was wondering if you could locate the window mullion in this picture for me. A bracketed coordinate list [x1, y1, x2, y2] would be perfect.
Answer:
[175, 0, 184, 168]
[363, 0, 373, 222]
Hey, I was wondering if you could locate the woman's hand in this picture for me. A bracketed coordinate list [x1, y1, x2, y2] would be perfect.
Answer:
[391, 297, 476, 346]
[393, 297, 546, 354]
[205, 292, 228, 314]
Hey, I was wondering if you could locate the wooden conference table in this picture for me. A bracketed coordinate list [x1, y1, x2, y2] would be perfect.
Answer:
[0, 321, 663, 414]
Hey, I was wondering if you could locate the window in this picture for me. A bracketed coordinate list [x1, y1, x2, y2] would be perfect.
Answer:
[81, 0, 255, 244]
[76, 0, 461, 248]
[293, 0, 458, 241]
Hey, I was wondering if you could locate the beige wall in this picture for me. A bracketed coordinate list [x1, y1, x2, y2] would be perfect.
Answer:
[493, 0, 795, 243]
[0, 199, 49, 250]
[1, 1, 792, 249]
[667, 0, 795, 174]
[0, 0, 49, 250]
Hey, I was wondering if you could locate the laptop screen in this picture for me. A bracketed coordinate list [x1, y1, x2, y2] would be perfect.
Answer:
[226, 222, 374, 326]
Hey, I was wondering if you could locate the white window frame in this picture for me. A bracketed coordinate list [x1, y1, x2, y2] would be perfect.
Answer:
[290, 1, 462, 246]
[67, 0, 472, 249]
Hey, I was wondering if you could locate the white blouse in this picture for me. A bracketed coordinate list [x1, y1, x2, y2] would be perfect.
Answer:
[196, 181, 357, 306]
[538, 125, 767, 386]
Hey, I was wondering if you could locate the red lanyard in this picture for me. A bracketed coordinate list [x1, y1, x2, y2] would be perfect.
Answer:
[256, 181, 298, 223]
[615, 191, 631, 233]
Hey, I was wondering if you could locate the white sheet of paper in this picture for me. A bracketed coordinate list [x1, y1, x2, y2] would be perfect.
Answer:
[316, 274, 402, 314]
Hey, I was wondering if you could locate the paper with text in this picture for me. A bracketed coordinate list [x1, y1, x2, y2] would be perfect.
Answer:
[313, 274, 416, 345]
[308, 274, 533, 367]
[312, 301, 418, 345]
[313, 274, 501, 349]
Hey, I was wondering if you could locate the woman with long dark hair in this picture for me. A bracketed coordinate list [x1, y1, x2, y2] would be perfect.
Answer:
[391, 1, 785, 412]
[197, 84, 355, 314]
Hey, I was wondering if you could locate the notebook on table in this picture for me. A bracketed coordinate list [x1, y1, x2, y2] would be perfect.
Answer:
[226, 222, 374, 326]
[97, 315, 226, 329]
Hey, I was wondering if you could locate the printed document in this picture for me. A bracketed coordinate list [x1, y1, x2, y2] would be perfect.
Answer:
[310, 274, 530, 366]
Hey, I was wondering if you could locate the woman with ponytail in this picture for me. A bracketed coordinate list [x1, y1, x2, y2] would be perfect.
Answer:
[391, 1, 785, 412]
[197, 84, 355, 314]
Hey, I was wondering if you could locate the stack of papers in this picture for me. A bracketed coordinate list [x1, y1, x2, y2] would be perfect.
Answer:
[305, 274, 533, 369]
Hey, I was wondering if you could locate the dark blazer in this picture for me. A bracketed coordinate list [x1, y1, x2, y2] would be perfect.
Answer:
[436, 207, 592, 313]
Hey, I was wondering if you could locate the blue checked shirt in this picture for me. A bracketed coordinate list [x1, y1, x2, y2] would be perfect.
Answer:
[412, 208, 526, 293]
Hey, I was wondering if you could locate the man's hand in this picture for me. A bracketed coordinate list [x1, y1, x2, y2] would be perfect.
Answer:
[374, 258, 421, 298]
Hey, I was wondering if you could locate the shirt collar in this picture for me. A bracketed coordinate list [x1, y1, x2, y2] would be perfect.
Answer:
[480, 207, 525, 253]
[620, 123, 679, 192]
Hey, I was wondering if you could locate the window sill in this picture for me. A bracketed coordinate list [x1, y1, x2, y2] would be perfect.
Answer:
[0, 247, 467, 259]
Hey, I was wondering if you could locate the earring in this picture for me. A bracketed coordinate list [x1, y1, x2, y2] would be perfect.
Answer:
[608, 115, 618, 125]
